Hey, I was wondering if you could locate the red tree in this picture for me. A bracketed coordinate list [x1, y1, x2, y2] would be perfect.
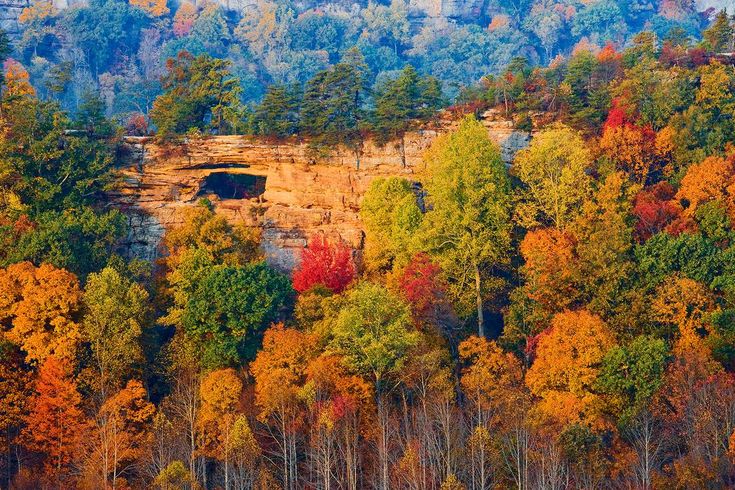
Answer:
[393, 253, 444, 320]
[632, 182, 682, 241]
[292, 235, 356, 293]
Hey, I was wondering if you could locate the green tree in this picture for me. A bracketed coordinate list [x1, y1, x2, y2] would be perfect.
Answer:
[420, 116, 512, 336]
[512, 123, 593, 229]
[82, 267, 150, 399]
[703, 10, 734, 53]
[360, 177, 423, 272]
[300, 49, 368, 166]
[252, 84, 302, 138]
[597, 335, 669, 423]
[182, 262, 292, 367]
[150, 51, 243, 138]
[372, 65, 443, 167]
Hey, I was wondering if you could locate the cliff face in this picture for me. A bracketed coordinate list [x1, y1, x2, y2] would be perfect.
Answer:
[1, 0, 30, 39]
[112, 113, 529, 270]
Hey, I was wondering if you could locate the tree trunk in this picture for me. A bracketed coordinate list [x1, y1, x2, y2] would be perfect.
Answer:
[474, 262, 485, 338]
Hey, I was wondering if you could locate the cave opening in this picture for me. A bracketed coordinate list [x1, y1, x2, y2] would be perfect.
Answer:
[199, 172, 267, 199]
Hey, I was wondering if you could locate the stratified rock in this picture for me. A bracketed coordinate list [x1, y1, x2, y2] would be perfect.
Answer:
[112, 118, 529, 271]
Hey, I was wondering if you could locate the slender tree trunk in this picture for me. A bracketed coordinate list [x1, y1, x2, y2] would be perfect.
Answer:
[474, 262, 485, 338]
[399, 135, 406, 168]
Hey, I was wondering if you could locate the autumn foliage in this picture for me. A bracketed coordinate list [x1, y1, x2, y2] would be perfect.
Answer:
[292, 235, 356, 293]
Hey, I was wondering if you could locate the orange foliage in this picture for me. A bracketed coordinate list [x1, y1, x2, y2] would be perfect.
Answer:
[676, 152, 735, 220]
[599, 123, 660, 184]
[653, 275, 716, 347]
[3, 59, 35, 97]
[22, 356, 89, 483]
[459, 336, 525, 425]
[18, 1, 56, 23]
[129, 0, 169, 17]
[519, 228, 579, 312]
[0, 262, 82, 363]
[525, 310, 615, 429]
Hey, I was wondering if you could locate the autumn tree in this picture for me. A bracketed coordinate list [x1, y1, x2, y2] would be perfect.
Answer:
[85, 380, 156, 489]
[360, 177, 423, 273]
[251, 325, 315, 489]
[22, 356, 88, 486]
[328, 282, 418, 490]
[129, 0, 169, 17]
[292, 235, 356, 294]
[82, 266, 150, 399]
[526, 309, 616, 429]
[421, 115, 512, 336]
[198, 368, 250, 489]
[512, 123, 593, 229]
[0, 262, 82, 363]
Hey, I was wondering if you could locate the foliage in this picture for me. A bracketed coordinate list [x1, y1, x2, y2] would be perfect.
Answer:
[292, 235, 355, 294]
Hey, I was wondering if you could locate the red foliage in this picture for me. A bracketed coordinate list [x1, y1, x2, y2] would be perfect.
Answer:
[292, 235, 355, 294]
[394, 253, 444, 319]
[603, 97, 631, 130]
[632, 182, 682, 241]
[687, 47, 709, 67]
[125, 113, 149, 136]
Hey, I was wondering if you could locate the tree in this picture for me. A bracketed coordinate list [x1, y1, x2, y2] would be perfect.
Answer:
[252, 84, 302, 138]
[371, 65, 443, 166]
[0, 262, 82, 363]
[251, 324, 315, 489]
[328, 282, 418, 489]
[150, 51, 244, 137]
[129, 0, 169, 17]
[22, 356, 88, 485]
[703, 10, 734, 53]
[292, 235, 355, 294]
[86, 380, 155, 489]
[525, 309, 616, 429]
[512, 123, 593, 229]
[360, 177, 423, 273]
[82, 266, 150, 399]
[198, 368, 245, 490]
[420, 116, 512, 336]
[0, 343, 31, 487]
[172, 1, 197, 37]
[389, 253, 445, 322]
[182, 262, 292, 367]
[300, 50, 368, 166]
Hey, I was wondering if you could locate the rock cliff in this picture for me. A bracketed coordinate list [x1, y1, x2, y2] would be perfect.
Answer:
[112, 113, 529, 270]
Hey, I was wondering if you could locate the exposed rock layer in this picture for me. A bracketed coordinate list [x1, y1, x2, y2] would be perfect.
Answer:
[112, 113, 529, 270]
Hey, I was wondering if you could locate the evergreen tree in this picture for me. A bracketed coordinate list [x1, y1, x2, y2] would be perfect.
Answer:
[372, 65, 443, 167]
[703, 10, 734, 53]
[300, 48, 368, 167]
[252, 84, 302, 138]
[150, 51, 243, 138]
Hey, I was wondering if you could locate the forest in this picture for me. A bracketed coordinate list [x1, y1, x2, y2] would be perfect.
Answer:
[2, 0, 735, 489]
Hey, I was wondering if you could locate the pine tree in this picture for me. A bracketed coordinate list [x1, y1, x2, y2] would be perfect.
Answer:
[704, 10, 734, 53]
[372, 65, 443, 167]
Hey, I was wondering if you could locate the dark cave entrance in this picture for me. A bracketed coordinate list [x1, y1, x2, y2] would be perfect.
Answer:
[199, 173, 267, 199]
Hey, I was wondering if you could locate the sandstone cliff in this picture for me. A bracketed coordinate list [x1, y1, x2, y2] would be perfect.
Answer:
[112, 112, 529, 270]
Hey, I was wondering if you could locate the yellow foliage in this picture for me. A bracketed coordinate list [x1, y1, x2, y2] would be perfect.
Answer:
[129, 0, 169, 16]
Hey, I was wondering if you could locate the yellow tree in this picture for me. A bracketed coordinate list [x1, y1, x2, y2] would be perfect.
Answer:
[526, 310, 616, 429]
[512, 123, 593, 229]
[129, 0, 169, 17]
[197, 368, 245, 490]
[0, 262, 82, 363]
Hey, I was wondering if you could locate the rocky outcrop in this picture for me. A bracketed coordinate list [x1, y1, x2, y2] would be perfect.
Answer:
[1, 0, 30, 39]
[112, 114, 529, 270]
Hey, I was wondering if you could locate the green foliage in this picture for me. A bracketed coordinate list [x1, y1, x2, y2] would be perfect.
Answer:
[360, 177, 422, 273]
[150, 52, 244, 138]
[420, 116, 512, 334]
[252, 84, 302, 138]
[597, 335, 669, 423]
[300, 49, 369, 161]
[328, 281, 418, 386]
[182, 262, 292, 368]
